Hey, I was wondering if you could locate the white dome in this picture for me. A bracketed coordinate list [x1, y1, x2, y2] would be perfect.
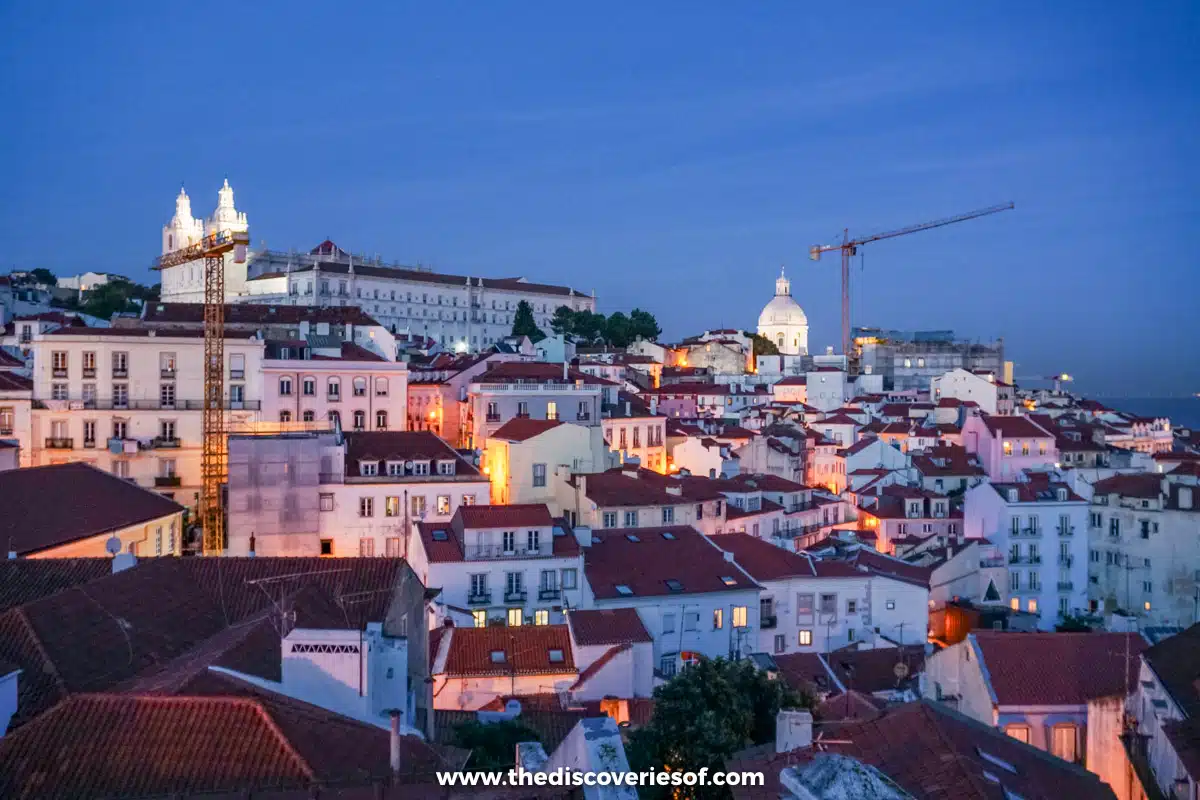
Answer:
[758, 293, 808, 328]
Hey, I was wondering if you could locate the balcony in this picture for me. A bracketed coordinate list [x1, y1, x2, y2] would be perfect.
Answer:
[1057, 580, 1074, 591]
[576, 412, 591, 421]
[1059, 555, 1074, 567]
[1014, 526, 1041, 538]
[155, 475, 182, 487]
[113, 368, 128, 378]
[52, 368, 68, 378]
[160, 369, 176, 379]
[1008, 554, 1042, 565]
[0, 427, 12, 436]
[467, 591, 492, 606]
[44, 437, 73, 449]
[49, 399, 262, 412]
[504, 589, 528, 604]
[485, 414, 501, 423]
[230, 370, 245, 380]
[538, 587, 562, 601]
[465, 544, 545, 560]
[515, 412, 530, 419]
[82, 367, 96, 378]
[1057, 525, 1075, 537]
[83, 438, 96, 449]
[761, 614, 778, 629]
[979, 556, 1006, 568]
[152, 437, 181, 449]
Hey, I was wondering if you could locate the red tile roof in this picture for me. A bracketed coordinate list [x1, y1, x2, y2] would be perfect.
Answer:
[343, 431, 480, 477]
[0, 349, 23, 368]
[0, 372, 33, 391]
[773, 376, 808, 386]
[910, 444, 985, 477]
[726, 700, 1117, 800]
[456, 503, 553, 529]
[0, 463, 184, 556]
[819, 413, 860, 426]
[989, 473, 1085, 503]
[0, 678, 442, 798]
[1092, 473, 1162, 499]
[728, 473, 811, 493]
[142, 302, 383, 328]
[772, 652, 838, 693]
[490, 418, 565, 442]
[567, 608, 652, 646]
[824, 645, 925, 693]
[585, 526, 759, 599]
[841, 436, 882, 456]
[0, 559, 113, 614]
[848, 548, 934, 588]
[1138, 623, 1200, 718]
[980, 413, 1053, 439]
[573, 469, 686, 507]
[475, 361, 614, 385]
[708, 533, 827, 581]
[416, 513, 579, 563]
[972, 631, 1148, 705]
[440, 625, 576, 677]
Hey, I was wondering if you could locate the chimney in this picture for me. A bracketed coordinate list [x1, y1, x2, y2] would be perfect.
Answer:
[625, 400, 631, 417]
[574, 525, 592, 548]
[563, 360, 569, 382]
[776, 709, 813, 754]
[389, 710, 402, 779]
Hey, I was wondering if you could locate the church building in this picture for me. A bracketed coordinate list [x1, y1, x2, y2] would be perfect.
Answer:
[757, 268, 809, 355]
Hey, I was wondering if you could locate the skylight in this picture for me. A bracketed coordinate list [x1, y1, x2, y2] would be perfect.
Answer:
[721, 576, 737, 586]
[625, 534, 641, 542]
[431, 529, 449, 541]
[976, 748, 1017, 774]
[615, 584, 634, 596]
[489, 650, 506, 663]
[665, 579, 683, 593]
[548, 649, 564, 663]
[661, 532, 676, 540]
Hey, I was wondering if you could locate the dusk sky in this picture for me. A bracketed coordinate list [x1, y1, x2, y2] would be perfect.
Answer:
[1, 2, 1196, 396]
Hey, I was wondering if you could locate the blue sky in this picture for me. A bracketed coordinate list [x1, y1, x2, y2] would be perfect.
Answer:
[1, 2, 1197, 395]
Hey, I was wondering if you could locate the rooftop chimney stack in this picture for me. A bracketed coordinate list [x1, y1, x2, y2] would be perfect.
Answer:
[776, 710, 814, 754]
[389, 710, 402, 779]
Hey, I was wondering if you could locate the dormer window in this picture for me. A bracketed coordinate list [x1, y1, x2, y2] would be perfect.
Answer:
[1057, 488, 1067, 501]
[437, 460, 456, 476]
[412, 461, 430, 476]
[1008, 489, 1019, 503]
[386, 461, 403, 477]
[360, 460, 379, 477]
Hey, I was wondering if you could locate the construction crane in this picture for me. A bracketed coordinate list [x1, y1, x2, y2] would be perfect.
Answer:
[809, 203, 1015, 359]
[154, 228, 250, 555]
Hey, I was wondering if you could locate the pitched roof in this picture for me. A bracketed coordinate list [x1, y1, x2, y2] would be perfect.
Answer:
[773, 376, 808, 386]
[979, 413, 1053, 439]
[584, 526, 759, 600]
[0, 349, 24, 368]
[0, 372, 33, 391]
[0, 679, 442, 798]
[910, 444, 985, 477]
[567, 608, 652, 646]
[1143, 622, 1200, 719]
[342, 431, 479, 477]
[0, 463, 184, 556]
[415, 514, 579, 563]
[456, 503, 553, 529]
[823, 645, 925, 694]
[249, 259, 589, 298]
[728, 473, 811, 493]
[574, 469, 685, 507]
[847, 548, 934, 588]
[772, 652, 839, 694]
[490, 417, 565, 442]
[474, 361, 614, 385]
[1091, 472, 1162, 499]
[440, 625, 576, 677]
[708, 534, 829, 581]
[971, 631, 1148, 705]
[142, 302, 383, 328]
[727, 700, 1116, 800]
[989, 473, 1085, 503]
[0, 559, 113, 614]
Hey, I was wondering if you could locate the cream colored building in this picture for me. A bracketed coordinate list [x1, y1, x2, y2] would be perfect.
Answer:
[483, 419, 609, 509]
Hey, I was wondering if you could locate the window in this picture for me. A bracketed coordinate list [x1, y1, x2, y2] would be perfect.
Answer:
[624, 510, 638, 527]
[561, 568, 577, 590]
[318, 493, 334, 512]
[486, 401, 499, 420]
[353, 410, 366, 431]
[462, 493, 476, 506]
[328, 410, 340, 428]
[376, 410, 388, 430]
[472, 610, 487, 628]
[302, 377, 316, 396]
[51, 383, 68, 400]
[359, 497, 374, 517]
[660, 653, 678, 678]
[533, 463, 547, 488]
[535, 609, 549, 626]
[732, 606, 748, 628]
[663, 613, 676, 633]
[82, 351, 96, 375]
[113, 383, 129, 408]
[847, 599, 857, 615]
[83, 420, 96, 446]
[546, 401, 558, 421]
[112, 419, 128, 439]
[411, 495, 427, 517]
[662, 507, 675, 523]
[320, 539, 334, 556]
[384, 496, 400, 517]
[437, 495, 451, 515]
[353, 377, 367, 397]
[230, 384, 244, 404]
[361, 461, 378, 477]
[1003, 440, 1013, 457]
[796, 593, 814, 618]
[503, 530, 516, 553]
[527, 529, 540, 553]
[279, 410, 292, 423]
[359, 538, 375, 557]
[886, 599, 896, 611]
[713, 608, 723, 629]
[603, 512, 617, 528]
[375, 377, 389, 398]
[1021, 441, 1030, 456]
[1028, 598, 1038, 613]
[774, 634, 786, 654]
[684, 612, 699, 631]
[819, 594, 837, 615]
[279, 377, 293, 396]
[798, 630, 813, 646]
[1005, 725, 1031, 744]
[112, 351, 128, 376]
[517, 401, 529, 418]
[328, 378, 341, 399]
[507, 608, 523, 627]
[229, 353, 245, 379]
[302, 410, 315, 422]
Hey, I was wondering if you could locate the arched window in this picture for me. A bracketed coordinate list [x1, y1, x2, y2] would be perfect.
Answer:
[777, 334, 784, 348]
[353, 410, 366, 431]
[279, 410, 292, 423]
[302, 410, 315, 422]
[376, 410, 388, 430]
[327, 378, 341, 399]
[353, 377, 367, 397]
[328, 410, 341, 428]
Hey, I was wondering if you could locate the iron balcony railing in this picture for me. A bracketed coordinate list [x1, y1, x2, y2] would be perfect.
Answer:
[1058, 525, 1075, 536]
[155, 475, 182, 487]
[465, 544, 546, 560]
[761, 614, 778, 629]
[112, 367, 128, 378]
[160, 369, 176, 379]
[504, 589, 528, 603]
[467, 591, 492, 606]
[1008, 554, 1042, 565]
[82, 367, 96, 378]
[538, 587, 562, 601]
[152, 437, 181, 449]
[1057, 580, 1074, 591]
[44, 437, 73, 449]
[1059, 555, 1074, 566]
[37, 398, 262, 411]
[52, 368, 68, 378]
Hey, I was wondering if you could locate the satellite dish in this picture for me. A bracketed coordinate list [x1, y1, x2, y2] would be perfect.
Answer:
[105, 536, 122, 556]
[893, 662, 910, 679]
[405, 460, 415, 470]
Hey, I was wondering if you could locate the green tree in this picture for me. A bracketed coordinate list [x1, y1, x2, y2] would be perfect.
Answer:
[511, 299, 545, 342]
[629, 308, 662, 341]
[626, 658, 810, 799]
[549, 305, 576, 336]
[605, 311, 634, 348]
[450, 719, 543, 772]
[574, 310, 608, 345]
[80, 282, 139, 320]
[751, 333, 780, 356]
[29, 267, 57, 286]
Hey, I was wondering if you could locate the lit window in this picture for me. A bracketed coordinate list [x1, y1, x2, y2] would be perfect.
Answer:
[1005, 725, 1031, 744]
[1003, 441, 1013, 456]
[798, 630, 813, 646]
[1028, 598, 1038, 613]
[535, 610, 550, 626]
[732, 606, 748, 628]
[507, 608, 523, 627]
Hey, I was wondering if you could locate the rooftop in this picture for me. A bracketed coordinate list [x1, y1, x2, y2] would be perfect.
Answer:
[585, 526, 759, 600]
[709, 534, 861, 582]
[567, 608, 653, 646]
[343, 431, 480, 478]
[439, 624, 577, 677]
[979, 413, 1053, 440]
[489, 417, 565, 442]
[0, 463, 184, 556]
[142, 302, 383, 328]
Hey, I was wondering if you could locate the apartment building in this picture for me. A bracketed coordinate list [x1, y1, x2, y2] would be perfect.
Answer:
[27, 327, 266, 506]
[1087, 473, 1200, 626]
[482, 418, 609, 508]
[962, 413, 1057, 480]
[407, 351, 522, 446]
[559, 466, 729, 535]
[602, 394, 668, 473]
[930, 368, 1015, 415]
[963, 473, 1090, 628]
[407, 504, 584, 628]
[467, 361, 613, 449]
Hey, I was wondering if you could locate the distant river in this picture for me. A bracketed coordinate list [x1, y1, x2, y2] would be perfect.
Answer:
[1102, 398, 1200, 429]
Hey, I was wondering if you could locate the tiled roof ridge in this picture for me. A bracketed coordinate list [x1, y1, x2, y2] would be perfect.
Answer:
[916, 702, 994, 798]
[570, 643, 632, 691]
[12, 606, 66, 698]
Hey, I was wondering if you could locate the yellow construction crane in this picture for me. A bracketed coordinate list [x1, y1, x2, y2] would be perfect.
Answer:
[154, 229, 250, 555]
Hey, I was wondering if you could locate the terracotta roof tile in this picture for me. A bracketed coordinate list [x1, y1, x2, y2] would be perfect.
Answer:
[0, 463, 183, 556]
[0, 559, 112, 614]
[490, 418, 565, 442]
[0, 372, 34, 392]
[142, 302, 383, 328]
[972, 631, 1147, 705]
[980, 413, 1053, 439]
[567, 608, 652, 646]
[1092, 472, 1162, 499]
[824, 645, 925, 694]
[343, 431, 480, 478]
[440, 625, 576, 677]
[456, 503, 553, 529]
[585, 526, 759, 599]
[475, 362, 613, 385]
[708, 533, 823, 581]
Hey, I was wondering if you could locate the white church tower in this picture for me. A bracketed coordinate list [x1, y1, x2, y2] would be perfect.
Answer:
[206, 178, 249, 238]
[161, 187, 205, 256]
[159, 180, 252, 302]
[757, 266, 809, 355]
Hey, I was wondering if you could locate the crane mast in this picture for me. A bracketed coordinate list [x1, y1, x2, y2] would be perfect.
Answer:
[154, 229, 249, 555]
[810, 203, 1014, 360]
